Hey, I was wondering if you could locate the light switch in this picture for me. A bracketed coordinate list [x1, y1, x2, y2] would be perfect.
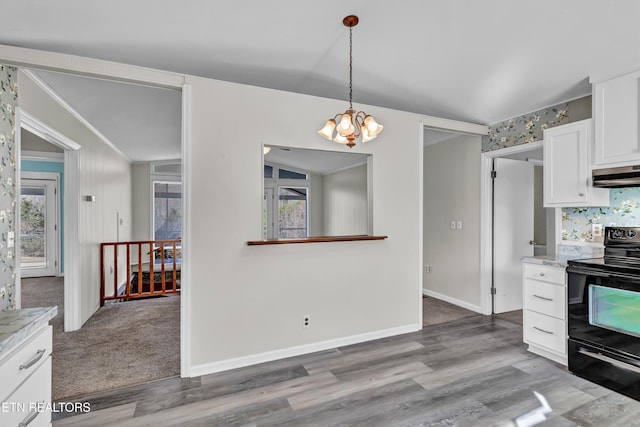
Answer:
[7, 231, 14, 248]
[456, 221, 463, 229]
[450, 221, 456, 230]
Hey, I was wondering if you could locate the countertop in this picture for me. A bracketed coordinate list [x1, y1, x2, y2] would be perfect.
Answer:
[522, 255, 580, 268]
[521, 244, 604, 268]
[0, 306, 57, 360]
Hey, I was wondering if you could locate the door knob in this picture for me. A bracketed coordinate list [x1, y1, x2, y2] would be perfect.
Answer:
[529, 240, 536, 245]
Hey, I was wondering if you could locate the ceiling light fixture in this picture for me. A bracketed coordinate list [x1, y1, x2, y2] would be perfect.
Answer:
[318, 15, 383, 148]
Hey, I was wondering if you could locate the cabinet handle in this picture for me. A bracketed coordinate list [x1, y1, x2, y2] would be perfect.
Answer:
[19, 349, 46, 371]
[539, 272, 545, 277]
[533, 326, 554, 335]
[579, 193, 585, 197]
[533, 294, 553, 301]
[18, 404, 41, 427]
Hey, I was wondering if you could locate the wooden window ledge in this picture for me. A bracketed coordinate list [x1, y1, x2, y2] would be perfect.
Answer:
[247, 235, 388, 246]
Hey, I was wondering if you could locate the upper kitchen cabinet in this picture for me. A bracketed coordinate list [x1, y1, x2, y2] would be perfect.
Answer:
[594, 70, 640, 166]
[544, 119, 609, 207]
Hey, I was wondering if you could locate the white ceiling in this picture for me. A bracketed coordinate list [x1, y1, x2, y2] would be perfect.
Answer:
[32, 70, 182, 162]
[4, 1, 640, 160]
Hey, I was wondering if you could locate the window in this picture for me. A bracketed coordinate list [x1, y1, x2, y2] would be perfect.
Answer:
[278, 187, 308, 238]
[154, 182, 182, 240]
[263, 162, 309, 239]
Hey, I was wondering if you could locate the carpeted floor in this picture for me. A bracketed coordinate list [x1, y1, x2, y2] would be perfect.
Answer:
[495, 308, 523, 325]
[422, 295, 480, 326]
[21, 277, 180, 401]
[422, 295, 523, 327]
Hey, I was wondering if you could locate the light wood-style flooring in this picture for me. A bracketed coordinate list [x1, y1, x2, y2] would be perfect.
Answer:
[53, 315, 640, 426]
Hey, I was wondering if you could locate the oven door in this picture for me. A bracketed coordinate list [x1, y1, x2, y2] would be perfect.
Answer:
[567, 266, 640, 356]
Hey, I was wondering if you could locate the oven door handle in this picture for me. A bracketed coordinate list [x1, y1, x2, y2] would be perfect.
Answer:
[566, 266, 611, 277]
[578, 348, 640, 375]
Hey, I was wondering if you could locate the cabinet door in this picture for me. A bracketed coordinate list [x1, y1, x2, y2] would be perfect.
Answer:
[544, 120, 590, 205]
[594, 70, 640, 166]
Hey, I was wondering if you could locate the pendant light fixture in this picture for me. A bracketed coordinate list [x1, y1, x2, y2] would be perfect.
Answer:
[318, 15, 383, 148]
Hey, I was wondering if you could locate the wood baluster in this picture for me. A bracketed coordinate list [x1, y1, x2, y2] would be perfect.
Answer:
[113, 244, 118, 300]
[126, 243, 131, 298]
[160, 241, 166, 293]
[100, 243, 105, 306]
[172, 241, 177, 292]
[149, 242, 154, 295]
[137, 243, 143, 297]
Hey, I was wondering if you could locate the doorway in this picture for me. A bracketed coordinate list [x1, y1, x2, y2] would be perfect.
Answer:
[423, 128, 483, 313]
[20, 175, 58, 277]
[480, 141, 561, 315]
[15, 68, 186, 399]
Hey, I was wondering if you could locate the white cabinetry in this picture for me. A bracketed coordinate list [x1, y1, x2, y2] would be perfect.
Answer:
[543, 119, 609, 207]
[0, 325, 52, 427]
[594, 70, 640, 166]
[522, 262, 567, 365]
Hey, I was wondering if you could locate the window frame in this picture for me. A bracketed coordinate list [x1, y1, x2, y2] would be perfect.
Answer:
[152, 179, 183, 241]
[263, 161, 311, 239]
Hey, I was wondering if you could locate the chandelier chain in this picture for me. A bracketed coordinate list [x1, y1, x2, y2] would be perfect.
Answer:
[349, 25, 353, 109]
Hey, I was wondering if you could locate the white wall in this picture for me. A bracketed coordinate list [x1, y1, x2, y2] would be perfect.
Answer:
[533, 166, 546, 245]
[186, 75, 424, 372]
[423, 134, 481, 310]
[1, 44, 488, 377]
[132, 162, 151, 241]
[309, 172, 324, 236]
[18, 70, 132, 326]
[323, 164, 368, 236]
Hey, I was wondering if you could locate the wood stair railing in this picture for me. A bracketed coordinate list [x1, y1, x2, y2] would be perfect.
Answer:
[100, 239, 181, 306]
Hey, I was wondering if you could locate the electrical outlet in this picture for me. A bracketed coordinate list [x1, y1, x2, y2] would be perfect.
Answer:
[303, 315, 311, 328]
[424, 266, 431, 273]
[592, 223, 603, 237]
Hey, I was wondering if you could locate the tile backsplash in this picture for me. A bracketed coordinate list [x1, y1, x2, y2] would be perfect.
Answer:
[562, 187, 640, 242]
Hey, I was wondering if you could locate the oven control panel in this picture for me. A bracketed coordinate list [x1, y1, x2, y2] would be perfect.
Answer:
[606, 226, 640, 244]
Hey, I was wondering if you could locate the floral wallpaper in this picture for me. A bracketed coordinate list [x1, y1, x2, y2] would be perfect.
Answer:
[482, 102, 569, 152]
[0, 65, 17, 311]
[562, 188, 640, 242]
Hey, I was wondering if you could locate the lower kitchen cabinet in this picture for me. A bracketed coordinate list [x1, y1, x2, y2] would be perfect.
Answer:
[0, 325, 53, 427]
[522, 262, 567, 365]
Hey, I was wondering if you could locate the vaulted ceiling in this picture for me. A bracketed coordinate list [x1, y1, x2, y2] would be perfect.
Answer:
[4, 0, 640, 160]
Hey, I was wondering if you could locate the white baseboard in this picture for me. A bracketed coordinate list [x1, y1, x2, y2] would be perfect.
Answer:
[422, 289, 482, 313]
[187, 323, 421, 378]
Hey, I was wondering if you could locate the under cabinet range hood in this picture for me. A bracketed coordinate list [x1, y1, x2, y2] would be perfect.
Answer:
[593, 165, 640, 188]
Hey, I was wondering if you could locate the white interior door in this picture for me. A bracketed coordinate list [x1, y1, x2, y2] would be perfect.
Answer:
[20, 178, 58, 277]
[493, 158, 534, 313]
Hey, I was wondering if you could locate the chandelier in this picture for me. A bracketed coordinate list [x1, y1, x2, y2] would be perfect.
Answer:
[318, 15, 383, 148]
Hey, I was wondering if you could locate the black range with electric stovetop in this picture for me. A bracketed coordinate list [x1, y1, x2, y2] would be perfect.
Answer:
[567, 226, 640, 400]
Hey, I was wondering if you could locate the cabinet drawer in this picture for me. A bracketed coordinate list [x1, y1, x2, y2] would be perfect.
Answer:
[0, 326, 52, 403]
[0, 356, 51, 427]
[523, 263, 565, 285]
[523, 310, 566, 355]
[524, 279, 566, 319]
